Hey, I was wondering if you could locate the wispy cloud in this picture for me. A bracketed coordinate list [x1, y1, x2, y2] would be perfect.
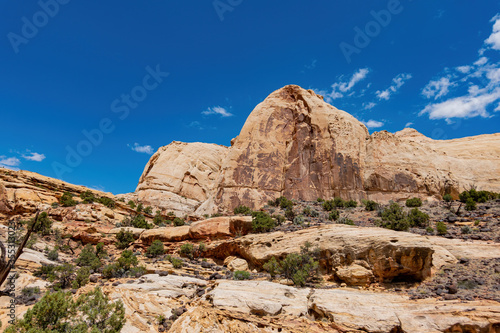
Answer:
[202, 106, 233, 117]
[485, 14, 500, 50]
[405, 122, 414, 128]
[305, 59, 317, 70]
[363, 102, 377, 110]
[422, 77, 453, 100]
[376, 73, 412, 100]
[0, 156, 21, 170]
[362, 119, 384, 129]
[420, 15, 500, 122]
[128, 143, 154, 155]
[323, 68, 370, 103]
[22, 152, 46, 162]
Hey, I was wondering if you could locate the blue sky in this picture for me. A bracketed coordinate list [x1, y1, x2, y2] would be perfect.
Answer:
[1, 0, 500, 194]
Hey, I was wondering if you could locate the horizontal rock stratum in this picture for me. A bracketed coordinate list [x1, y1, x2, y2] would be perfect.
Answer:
[135, 85, 500, 214]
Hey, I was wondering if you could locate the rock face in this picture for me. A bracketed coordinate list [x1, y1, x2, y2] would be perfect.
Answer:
[133, 142, 228, 215]
[206, 224, 457, 283]
[135, 85, 500, 214]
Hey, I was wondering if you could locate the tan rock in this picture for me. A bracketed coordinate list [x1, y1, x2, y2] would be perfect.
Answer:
[188, 216, 253, 239]
[223, 256, 249, 271]
[108, 227, 146, 239]
[139, 226, 191, 244]
[208, 224, 456, 283]
[335, 263, 374, 286]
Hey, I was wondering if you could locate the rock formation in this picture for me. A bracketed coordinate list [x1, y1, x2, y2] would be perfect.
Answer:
[135, 85, 500, 214]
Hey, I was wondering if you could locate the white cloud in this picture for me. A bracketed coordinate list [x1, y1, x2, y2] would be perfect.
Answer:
[405, 122, 414, 127]
[363, 102, 377, 110]
[422, 77, 453, 99]
[376, 73, 412, 100]
[485, 14, 500, 50]
[420, 15, 500, 122]
[456, 65, 471, 74]
[362, 120, 384, 129]
[0, 156, 21, 169]
[202, 106, 233, 117]
[129, 143, 154, 155]
[325, 68, 370, 102]
[474, 57, 488, 66]
[22, 152, 46, 162]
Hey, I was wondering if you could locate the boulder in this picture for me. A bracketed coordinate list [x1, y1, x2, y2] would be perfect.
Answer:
[223, 256, 249, 272]
[188, 216, 253, 239]
[139, 226, 191, 244]
[335, 263, 374, 286]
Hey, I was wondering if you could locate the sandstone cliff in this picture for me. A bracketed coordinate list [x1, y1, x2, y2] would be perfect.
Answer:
[136, 85, 500, 214]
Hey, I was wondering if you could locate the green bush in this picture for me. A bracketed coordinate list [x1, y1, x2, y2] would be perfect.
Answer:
[272, 214, 286, 225]
[76, 244, 102, 270]
[379, 202, 410, 231]
[103, 250, 145, 279]
[173, 217, 185, 226]
[303, 206, 318, 217]
[333, 197, 344, 208]
[405, 197, 422, 207]
[127, 200, 136, 209]
[116, 230, 135, 249]
[80, 190, 96, 204]
[363, 200, 379, 211]
[153, 211, 165, 225]
[233, 270, 251, 280]
[263, 243, 319, 287]
[179, 243, 194, 259]
[234, 205, 252, 215]
[98, 197, 116, 209]
[426, 226, 434, 234]
[136, 203, 143, 212]
[407, 208, 429, 227]
[144, 206, 153, 214]
[284, 208, 295, 221]
[328, 210, 339, 221]
[436, 221, 448, 235]
[72, 266, 90, 289]
[317, 198, 324, 202]
[146, 240, 165, 258]
[251, 211, 276, 233]
[443, 194, 452, 202]
[198, 242, 206, 253]
[29, 212, 53, 236]
[337, 216, 354, 225]
[168, 256, 183, 269]
[131, 214, 153, 229]
[345, 200, 357, 208]
[322, 200, 335, 211]
[461, 225, 472, 234]
[465, 198, 477, 211]
[34, 263, 76, 290]
[293, 215, 304, 225]
[276, 196, 294, 209]
[5, 287, 125, 333]
[59, 192, 77, 207]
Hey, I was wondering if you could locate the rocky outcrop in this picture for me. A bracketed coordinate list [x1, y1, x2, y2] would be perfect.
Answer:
[135, 85, 500, 214]
[206, 224, 457, 283]
[133, 142, 229, 215]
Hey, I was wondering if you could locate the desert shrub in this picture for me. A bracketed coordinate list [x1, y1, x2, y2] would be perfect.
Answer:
[293, 215, 304, 225]
[80, 190, 96, 203]
[379, 202, 410, 231]
[28, 212, 53, 236]
[59, 192, 77, 207]
[5, 287, 125, 333]
[344, 200, 357, 208]
[144, 206, 153, 214]
[426, 226, 434, 234]
[328, 210, 339, 221]
[179, 243, 194, 259]
[251, 211, 275, 233]
[322, 200, 335, 211]
[337, 216, 354, 225]
[211, 213, 223, 218]
[405, 197, 422, 207]
[443, 194, 452, 202]
[21, 286, 40, 298]
[26, 234, 38, 249]
[284, 208, 295, 221]
[465, 198, 477, 211]
[146, 240, 165, 258]
[363, 200, 379, 211]
[173, 217, 185, 226]
[234, 205, 252, 215]
[103, 250, 144, 279]
[301, 206, 318, 217]
[72, 266, 90, 289]
[233, 270, 251, 280]
[461, 226, 472, 234]
[98, 197, 115, 209]
[333, 197, 344, 208]
[436, 221, 448, 235]
[198, 242, 206, 253]
[272, 214, 286, 225]
[317, 198, 324, 202]
[407, 208, 429, 227]
[277, 196, 294, 209]
[131, 214, 153, 229]
[116, 230, 134, 249]
[76, 244, 102, 270]
[127, 200, 136, 209]
[35, 263, 76, 290]
[47, 247, 59, 261]
[167, 256, 183, 269]
[153, 211, 165, 225]
[263, 243, 319, 287]
[136, 203, 143, 212]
